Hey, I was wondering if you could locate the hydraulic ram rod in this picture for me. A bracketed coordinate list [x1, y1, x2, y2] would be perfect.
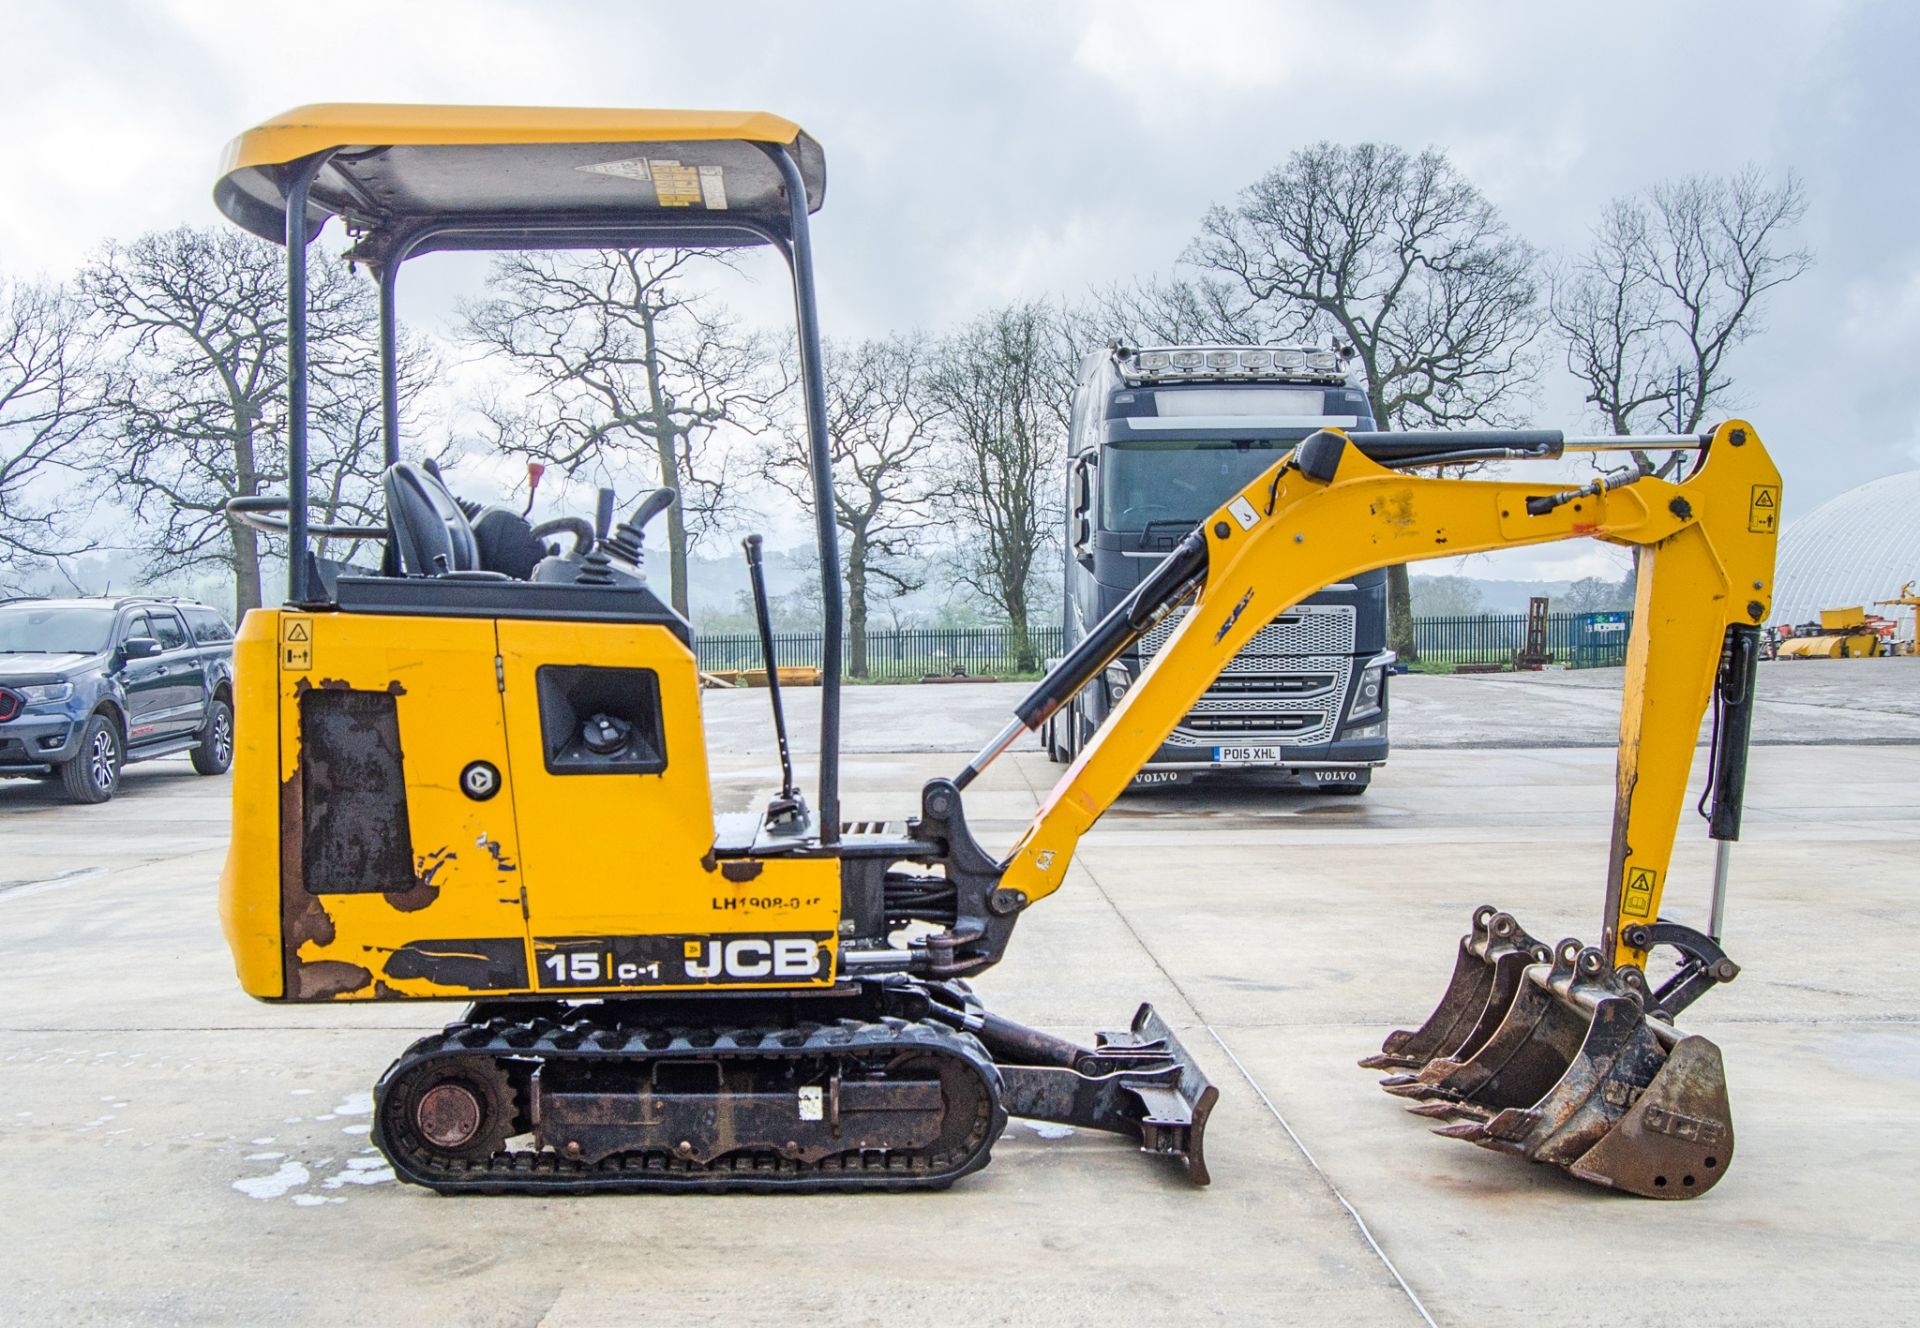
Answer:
[954, 527, 1210, 790]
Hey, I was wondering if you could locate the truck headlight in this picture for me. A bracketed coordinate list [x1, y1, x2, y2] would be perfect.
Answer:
[16, 682, 72, 705]
[1104, 664, 1132, 706]
[1347, 665, 1384, 723]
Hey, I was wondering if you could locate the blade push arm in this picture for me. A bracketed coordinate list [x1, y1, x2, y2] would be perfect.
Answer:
[997, 422, 1779, 973]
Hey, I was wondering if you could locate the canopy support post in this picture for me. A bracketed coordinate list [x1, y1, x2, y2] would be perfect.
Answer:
[376, 259, 400, 468]
[760, 142, 841, 844]
[283, 150, 335, 605]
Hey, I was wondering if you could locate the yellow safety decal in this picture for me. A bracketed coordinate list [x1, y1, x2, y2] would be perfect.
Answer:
[1748, 484, 1780, 533]
[1623, 866, 1659, 918]
[280, 616, 312, 671]
[651, 160, 702, 206]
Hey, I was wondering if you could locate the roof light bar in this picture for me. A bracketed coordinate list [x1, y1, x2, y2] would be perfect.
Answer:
[1116, 344, 1349, 385]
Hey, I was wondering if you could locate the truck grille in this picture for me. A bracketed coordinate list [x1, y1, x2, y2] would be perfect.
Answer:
[1139, 604, 1357, 747]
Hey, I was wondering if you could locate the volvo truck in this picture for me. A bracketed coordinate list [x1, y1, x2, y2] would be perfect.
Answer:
[1044, 345, 1391, 791]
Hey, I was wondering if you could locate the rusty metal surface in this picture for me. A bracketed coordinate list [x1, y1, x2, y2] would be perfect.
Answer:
[1360, 907, 1550, 1072]
[372, 1013, 1008, 1193]
[1365, 909, 1739, 1201]
[1565, 1035, 1734, 1198]
[536, 1075, 946, 1167]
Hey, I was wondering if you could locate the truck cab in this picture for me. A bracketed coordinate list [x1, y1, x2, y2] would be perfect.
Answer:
[1048, 345, 1391, 791]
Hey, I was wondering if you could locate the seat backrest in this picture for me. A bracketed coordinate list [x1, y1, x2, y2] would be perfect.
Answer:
[383, 462, 480, 576]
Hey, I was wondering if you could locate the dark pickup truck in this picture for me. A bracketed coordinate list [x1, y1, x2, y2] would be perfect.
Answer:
[0, 596, 236, 803]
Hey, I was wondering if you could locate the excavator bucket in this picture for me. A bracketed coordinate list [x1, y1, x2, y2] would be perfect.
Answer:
[1360, 907, 1551, 1072]
[1374, 937, 1734, 1198]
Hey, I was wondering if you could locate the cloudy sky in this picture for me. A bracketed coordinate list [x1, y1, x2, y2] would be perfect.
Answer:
[5, 0, 1914, 583]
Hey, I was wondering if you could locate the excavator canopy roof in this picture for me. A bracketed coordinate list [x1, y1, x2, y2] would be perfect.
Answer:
[213, 103, 827, 261]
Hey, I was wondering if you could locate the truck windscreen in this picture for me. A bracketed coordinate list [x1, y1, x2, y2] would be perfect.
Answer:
[1100, 438, 1297, 533]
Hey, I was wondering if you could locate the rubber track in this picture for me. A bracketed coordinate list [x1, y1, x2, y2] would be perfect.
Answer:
[372, 1014, 1007, 1194]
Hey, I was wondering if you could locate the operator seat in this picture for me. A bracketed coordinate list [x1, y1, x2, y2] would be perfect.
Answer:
[383, 461, 481, 577]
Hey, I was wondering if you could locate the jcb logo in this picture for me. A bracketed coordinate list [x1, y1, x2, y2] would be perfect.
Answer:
[683, 937, 822, 980]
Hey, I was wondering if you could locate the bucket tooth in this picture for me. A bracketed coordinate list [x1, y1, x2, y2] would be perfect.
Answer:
[1408, 1100, 1489, 1123]
[1360, 906, 1551, 1073]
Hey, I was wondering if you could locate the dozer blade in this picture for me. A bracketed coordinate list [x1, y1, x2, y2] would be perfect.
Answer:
[1418, 944, 1735, 1199]
[991, 1003, 1217, 1186]
[1361, 906, 1550, 1073]
[1099, 1004, 1219, 1186]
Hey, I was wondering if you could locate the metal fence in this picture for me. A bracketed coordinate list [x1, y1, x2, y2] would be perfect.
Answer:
[1415, 612, 1633, 668]
[697, 625, 1069, 680]
[695, 614, 1631, 679]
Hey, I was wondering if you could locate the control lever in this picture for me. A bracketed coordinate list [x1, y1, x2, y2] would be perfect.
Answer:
[593, 488, 616, 543]
[744, 533, 805, 829]
[602, 487, 677, 567]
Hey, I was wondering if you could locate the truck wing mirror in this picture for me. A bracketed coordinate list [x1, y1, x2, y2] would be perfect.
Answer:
[1073, 516, 1094, 570]
[121, 637, 162, 661]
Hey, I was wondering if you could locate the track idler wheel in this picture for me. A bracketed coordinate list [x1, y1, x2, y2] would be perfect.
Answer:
[375, 1053, 519, 1166]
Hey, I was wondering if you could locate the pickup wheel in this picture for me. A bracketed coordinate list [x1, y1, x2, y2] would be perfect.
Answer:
[58, 714, 122, 804]
[191, 697, 234, 775]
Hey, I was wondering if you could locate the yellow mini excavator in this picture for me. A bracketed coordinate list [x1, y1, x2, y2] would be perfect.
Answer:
[215, 105, 1777, 1199]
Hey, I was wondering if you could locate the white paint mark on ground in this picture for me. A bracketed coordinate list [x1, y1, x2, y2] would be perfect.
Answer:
[233, 1160, 309, 1200]
[321, 1157, 394, 1189]
[244, 1152, 285, 1161]
[1023, 1119, 1075, 1139]
[332, 1090, 373, 1116]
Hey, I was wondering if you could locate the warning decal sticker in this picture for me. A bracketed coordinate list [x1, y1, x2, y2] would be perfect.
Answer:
[650, 160, 703, 207]
[1748, 484, 1780, 534]
[280, 616, 311, 671]
[577, 158, 653, 183]
[698, 165, 729, 210]
[1622, 866, 1659, 918]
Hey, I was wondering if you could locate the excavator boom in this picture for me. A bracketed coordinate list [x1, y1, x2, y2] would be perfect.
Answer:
[960, 420, 1778, 1196]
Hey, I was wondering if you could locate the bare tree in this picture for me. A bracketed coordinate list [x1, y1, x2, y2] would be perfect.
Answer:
[79, 227, 372, 617]
[926, 303, 1073, 672]
[459, 249, 785, 615]
[1553, 167, 1811, 468]
[1409, 574, 1488, 617]
[1187, 143, 1544, 658]
[1077, 272, 1280, 348]
[0, 276, 94, 588]
[763, 333, 944, 678]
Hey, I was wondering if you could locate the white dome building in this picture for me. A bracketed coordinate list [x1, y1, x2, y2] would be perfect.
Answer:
[1771, 470, 1920, 627]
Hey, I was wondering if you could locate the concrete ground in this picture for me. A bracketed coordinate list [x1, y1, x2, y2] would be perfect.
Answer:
[2, 666, 1916, 1325]
[704, 656, 1920, 753]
